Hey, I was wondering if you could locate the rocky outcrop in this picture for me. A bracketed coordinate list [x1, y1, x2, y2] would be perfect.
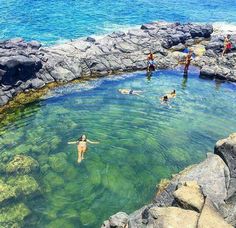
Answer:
[102, 133, 236, 228]
[198, 33, 236, 81]
[0, 22, 214, 107]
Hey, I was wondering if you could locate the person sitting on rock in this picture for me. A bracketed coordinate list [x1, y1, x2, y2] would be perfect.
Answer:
[147, 52, 156, 72]
[118, 89, 142, 95]
[222, 34, 232, 57]
[68, 135, 99, 163]
[184, 50, 193, 72]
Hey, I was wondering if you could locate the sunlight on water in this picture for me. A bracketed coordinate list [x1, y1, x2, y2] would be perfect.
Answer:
[0, 0, 236, 44]
[0, 68, 236, 227]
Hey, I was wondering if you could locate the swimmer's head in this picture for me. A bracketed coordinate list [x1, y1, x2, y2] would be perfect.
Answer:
[172, 90, 176, 94]
[163, 95, 168, 101]
[79, 134, 87, 141]
[227, 34, 231, 38]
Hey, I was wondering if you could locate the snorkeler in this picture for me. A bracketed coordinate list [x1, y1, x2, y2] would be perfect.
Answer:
[118, 89, 142, 95]
[160, 95, 169, 104]
[222, 34, 232, 57]
[68, 135, 99, 163]
[168, 90, 176, 98]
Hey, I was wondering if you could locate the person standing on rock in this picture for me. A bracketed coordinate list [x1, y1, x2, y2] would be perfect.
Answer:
[222, 34, 232, 57]
[68, 135, 99, 163]
[184, 50, 193, 72]
[147, 52, 156, 72]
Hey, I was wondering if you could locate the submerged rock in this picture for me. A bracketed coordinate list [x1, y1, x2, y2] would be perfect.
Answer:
[6, 175, 40, 197]
[0, 203, 30, 228]
[48, 152, 68, 173]
[5, 155, 39, 174]
[0, 180, 16, 205]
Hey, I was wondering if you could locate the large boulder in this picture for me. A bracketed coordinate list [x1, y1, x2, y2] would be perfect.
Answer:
[5, 155, 39, 174]
[148, 206, 199, 228]
[155, 153, 230, 207]
[215, 133, 236, 198]
[102, 212, 128, 228]
[173, 181, 204, 212]
[198, 198, 233, 228]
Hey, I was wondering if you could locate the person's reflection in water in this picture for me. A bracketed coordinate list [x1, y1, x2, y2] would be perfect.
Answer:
[215, 80, 222, 91]
[182, 71, 188, 89]
[146, 71, 153, 81]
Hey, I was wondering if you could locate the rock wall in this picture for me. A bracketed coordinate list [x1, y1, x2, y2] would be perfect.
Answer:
[0, 22, 215, 107]
[102, 133, 236, 228]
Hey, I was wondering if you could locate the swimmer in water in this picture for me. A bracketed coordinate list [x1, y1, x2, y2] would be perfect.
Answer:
[160, 90, 176, 104]
[118, 89, 142, 95]
[68, 135, 99, 163]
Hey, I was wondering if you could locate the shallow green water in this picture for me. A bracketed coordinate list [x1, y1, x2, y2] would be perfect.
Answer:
[1, 67, 236, 227]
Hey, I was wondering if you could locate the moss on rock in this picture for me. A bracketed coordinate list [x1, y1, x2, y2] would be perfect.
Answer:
[7, 175, 40, 197]
[0, 203, 30, 227]
[0, 180, 16, 205]
[5, 155, 39, 174]
[48, 153, 68, 173]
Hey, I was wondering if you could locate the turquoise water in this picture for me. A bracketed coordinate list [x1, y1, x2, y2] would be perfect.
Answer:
[0, 67, 236, 227]
[0, 0, 236, 44]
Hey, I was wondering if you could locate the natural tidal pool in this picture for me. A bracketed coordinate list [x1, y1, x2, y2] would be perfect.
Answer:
[1, 67, 236, 227]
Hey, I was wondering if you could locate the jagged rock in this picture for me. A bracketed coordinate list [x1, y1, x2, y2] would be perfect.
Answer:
[102, 212, 128, 228]
[198, 198, 233, 228]
[0, 22, 216, 107]
[148, 206, 199, 227]
[215, 133, 236, 198]
[173, 181, 204, 212]
[5, 155, 39, 174]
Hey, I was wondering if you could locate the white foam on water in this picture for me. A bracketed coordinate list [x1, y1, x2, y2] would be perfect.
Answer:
[212, 22, 236, 35]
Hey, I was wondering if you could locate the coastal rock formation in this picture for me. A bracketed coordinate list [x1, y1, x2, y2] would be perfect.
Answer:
[0, 22, 214, 107]
[102, 133, 236, 227]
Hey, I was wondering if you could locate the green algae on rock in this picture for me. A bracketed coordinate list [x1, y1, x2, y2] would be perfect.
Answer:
[0, 180, 16, 205]
[48, 153, 69, 173]
[0, 203, 30, 228]
[7, 175, 40, 197]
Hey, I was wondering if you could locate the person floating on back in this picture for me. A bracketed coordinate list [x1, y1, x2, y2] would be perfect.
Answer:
[222, 34, 232, 57]
[68, 134, 99, 163]
[118, 89, 142, 96]
[147, 52, 156, 72]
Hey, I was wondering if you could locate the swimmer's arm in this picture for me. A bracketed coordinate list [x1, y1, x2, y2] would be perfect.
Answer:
[67, 141, 78, 144]
[87, 139, 100, 144]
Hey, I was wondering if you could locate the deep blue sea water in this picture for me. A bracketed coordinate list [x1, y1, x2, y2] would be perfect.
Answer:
[0, 0, 236, 44]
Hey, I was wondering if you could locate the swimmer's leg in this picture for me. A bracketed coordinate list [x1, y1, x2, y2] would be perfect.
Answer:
[77, 147, 82, 163]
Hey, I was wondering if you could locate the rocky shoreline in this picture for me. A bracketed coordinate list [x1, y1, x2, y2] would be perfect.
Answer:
[0, 21, 235, 108]
[102, 133, 236, 227]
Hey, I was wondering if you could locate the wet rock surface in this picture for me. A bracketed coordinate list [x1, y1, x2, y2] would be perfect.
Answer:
[0, 22, 218, 107]
[102, 133, 236, 227]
